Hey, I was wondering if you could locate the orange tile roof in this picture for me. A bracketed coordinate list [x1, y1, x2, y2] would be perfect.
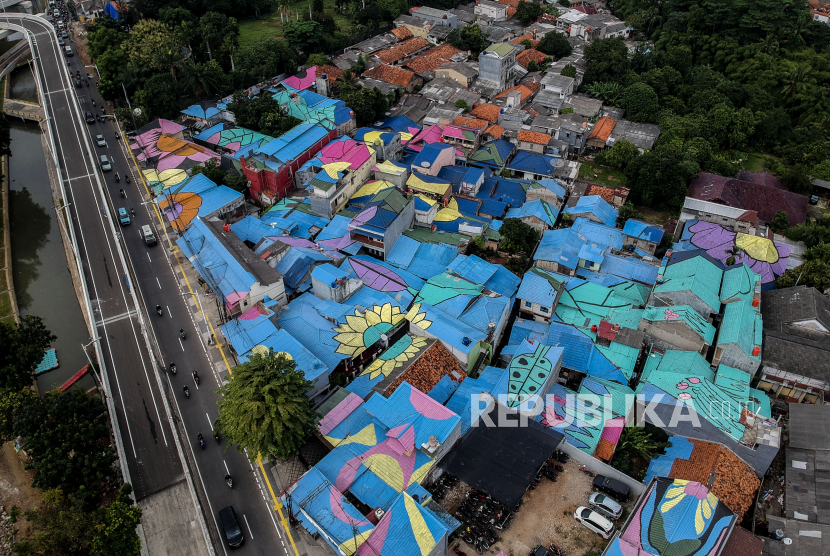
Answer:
[364, 64, 416, 88]
[318, 65, 343, 81]
[506, 6, 517, 19]
[584, 183, 616, 203]
[518, 129, 552, 145]
[493, 81, 540, 103]
[405, 44, 463, 75]
[386, 341, 467, 395]
[375, 37, 430, 64]
[511, 34, 540, 48]
[587, 115, 616, 142]
[516, 48, 547, 68]
[497, 0, 519, 7]
[454, 116, 488, 130]
[484, 124, 505, 139]
[594, 438, 615, 462]
[391, 26, 413, 40]
[471, 103, 501, 123]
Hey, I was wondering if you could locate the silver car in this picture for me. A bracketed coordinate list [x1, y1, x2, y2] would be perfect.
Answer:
[96, 134, 107, 147]
[589, 492, 622, 520]
[574, 506, 614, 539]
[99, 155, 112, 171]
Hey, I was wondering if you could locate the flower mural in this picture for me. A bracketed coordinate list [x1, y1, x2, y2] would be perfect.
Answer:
[157, 191, 204, 231]
[131, 119, 221, 173]
[661, 480, 720, 535]
[333, 303, 408, 357]
[360, 335, 429, 380]
[678, 220, 790, 285]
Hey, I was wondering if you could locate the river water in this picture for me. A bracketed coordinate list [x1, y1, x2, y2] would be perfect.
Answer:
[8, 66, 94, 393]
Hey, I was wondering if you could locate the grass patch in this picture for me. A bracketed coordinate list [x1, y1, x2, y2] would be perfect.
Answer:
[0, 270, 6, 291]
[634, 204, 676, 227]
[578, 161, 627, 187]
[0, 241, 4, 268]
[238, 0, 354, 48]
[0, 314, 15, 326]
[0, 291, 12, 317]
[0, 40, 20, 57]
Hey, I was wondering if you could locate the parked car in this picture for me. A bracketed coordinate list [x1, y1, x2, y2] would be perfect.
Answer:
[810, 195, 820, 205]
[218, 506, 244, 548]
[95, 134, 107, 147]
[593, 475, 630, 503]
[86, 111, 95, 124]
[118, 208, 131, 226]
[574, 506, 614, 539]
[589, 492, 622, 520]
[99, 154, 111, 171]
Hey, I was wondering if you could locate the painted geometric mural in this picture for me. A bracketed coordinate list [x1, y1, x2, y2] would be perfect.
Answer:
[333, 303, 432, 359]
[504, 343, 556, 408]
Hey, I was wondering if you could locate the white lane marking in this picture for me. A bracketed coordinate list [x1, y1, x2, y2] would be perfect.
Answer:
[95, 310, 137, 327]
[147, 252, 152, 263]
[179, 338, 185, 352]
[243, 515, 254, 540]
[63, 173, 94, 182]
[224, 460, 229, 475]
[47, 88, 70, 94]
[156, 278, 161, 289]
[167, 305, 172, 317]
[205, 412, 212, 428]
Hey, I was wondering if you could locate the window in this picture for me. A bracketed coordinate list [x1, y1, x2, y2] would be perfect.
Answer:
[540, 306, 550, 313]
[525, 301, 532, 308]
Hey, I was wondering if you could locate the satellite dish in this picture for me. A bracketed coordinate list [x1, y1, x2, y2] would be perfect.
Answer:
[421, 161, 430, 168]
[783, 539, 792, 545]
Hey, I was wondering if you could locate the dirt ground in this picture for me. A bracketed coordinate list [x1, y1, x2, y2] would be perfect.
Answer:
[0, 442, 42, 541]
[445, 458, 634, 556]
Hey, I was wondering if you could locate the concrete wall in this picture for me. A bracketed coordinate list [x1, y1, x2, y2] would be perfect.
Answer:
[382, 200, 415, 259]
[716, 344, 760, 376]
[639, 320, 709, 355]
[558, 440, 646, 497]
[650, 291, 716, 321]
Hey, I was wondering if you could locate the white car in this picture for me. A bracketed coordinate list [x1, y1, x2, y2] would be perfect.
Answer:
[589, 492, 622, 520]
[96, 134, 107, 147]
[574, 506, 614, 539]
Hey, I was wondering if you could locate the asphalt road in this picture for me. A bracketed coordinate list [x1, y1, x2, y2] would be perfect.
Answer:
[5, 13, 289, 556]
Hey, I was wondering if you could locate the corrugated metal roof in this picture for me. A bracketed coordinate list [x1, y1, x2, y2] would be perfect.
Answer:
[718, 299, 762, 359]
[484, 42, 516, 57]
[622, 219, 664, 243]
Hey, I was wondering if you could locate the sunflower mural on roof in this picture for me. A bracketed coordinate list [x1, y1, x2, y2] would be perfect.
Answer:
[360, 335, 429, 380]
[334, 303, 432, 358]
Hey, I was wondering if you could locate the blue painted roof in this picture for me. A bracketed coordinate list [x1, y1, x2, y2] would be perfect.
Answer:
[477, 198, 509, 218]
[155, 173, 243, 221]
[535, 228, 583, 269]
[414, 196, 434, 211]
[517, 268, 565, 307]
[354, 128, 398, 145]
[562, 195, 618, 228]
[571, 217, 626, 250]
[505, 199, 559, 228]
[581, 253, 659, 285]
[534, 178, 567, 199]
[463, 166, 485, 184]
[545, 322, 629, 384]
[275, 249, 313, 289]
[622, 219, 664, 244]
[311, 263, 349, 285]
[261, 203, 330, 239]
[437, 165, 469, 189]
[255, 124, 331, 161]
[578, 243, 605, 264]
[411, 143, 454, 170]
[506, 150, 560, 176]
[446, 254, 521, 299]
[476, 176, 528, 206]
[503, 318, 551, 356]
[181, 102, 221, 120]
[378, 115, 420, 134]
[387, 237, 461, 281]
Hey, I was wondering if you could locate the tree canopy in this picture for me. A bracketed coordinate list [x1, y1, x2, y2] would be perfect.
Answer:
[216, 350, 320, 461]
[0, 315, 56, 392]
[446, 25, 490, 60]
[536, 31, 573, 59]
[500, 218, 541, 254]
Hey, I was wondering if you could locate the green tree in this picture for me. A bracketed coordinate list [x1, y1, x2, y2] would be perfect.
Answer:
[602, 139, 639, 170]
[90, 494, 142, 556]
[134, 73, 181, 120]
[560, 106, 574, 114]
[13, 390, 118, 500]
[306, 53, 331, 68]
[454, 99, 470, 111]
[516, 0, 543, 25]
[0, 315, 56, 392]
[583, 81, 624, 106]
[199, 11, 240, 64]
[0, 388, 36, 442]
[776, 260, 830, 291]
[233, 38, 296, 84]
[812, 159, 830, 181]
[85, 25, 127, 60]
[622, 82, 659, 123]
[259, 112, 303, 137]
[724, 245, 744, 266]
[786, 219, 830, 248]
[616, 201, 643, 227]
[178, 59, 224, 98]
[158, 6, 194, 26]
[499, 218, 541, 254]
[192, 158, 227, 184]
[227, 92, 282, 130]
[224, 169, 249, 192]
[446, 25, 489, 60]
[126, 19, 183, 79]
[216, 350, 319, 461]
[341, 86, 388, 126]
[617, 427, 660, 460]
[283, 20, 325, 54]
[769, 211, 790, 235]
[583, 37, 628, 85]
[625, 149, 696, 210]
[536, 31, 572, 59]
[561, 64, 577, 78]
[781, 164, 813, 194]
[526, 60, 539, 72]
[312, 0, 324, 12]
[13, 488, 95, 556]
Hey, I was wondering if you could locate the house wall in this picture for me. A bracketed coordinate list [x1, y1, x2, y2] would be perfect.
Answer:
[474, 3, 507, 20]
[518, 140, 546, 154]
[381, 201, 416, 259]
[535, 259, 576, 276]
[715, 344, 760, 376]
[479, 51, 515, 89]
[413, 10, 458, 28]
[678, 210, 756, 236]
[526, 187, 563, 208]
[623, 236, 658, 256]
[520, 215, 550, 233]
[410, 321, 471, 366]
[435, 67, 474, 87]
[638, 320, 709, 355]
[250, 279, 287, 309]
[519, 299, 555, 323]
[650, 291, 717, 321]
[402, 23, 430, 38]
[415, 204, 438, 226]
[414, 147, 456, 177]
[758, 366, 828, 404]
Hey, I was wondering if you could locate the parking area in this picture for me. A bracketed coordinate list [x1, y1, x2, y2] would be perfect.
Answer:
[444, 457, 636, 556]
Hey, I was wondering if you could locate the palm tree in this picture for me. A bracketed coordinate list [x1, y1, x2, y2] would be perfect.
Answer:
[725, 245, 744, 266]
[617, 427, 658, 460]
[757, 34, 779, 55]
[178, 59, 221, 98]
[781, 64, 813, 98]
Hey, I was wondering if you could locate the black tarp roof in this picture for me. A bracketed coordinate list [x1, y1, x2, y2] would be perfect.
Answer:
[439, 406, 563, 507]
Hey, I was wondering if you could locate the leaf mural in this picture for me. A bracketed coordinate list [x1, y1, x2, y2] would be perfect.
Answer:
[350, 258, 410, 292]
[506, 344, 554, 407]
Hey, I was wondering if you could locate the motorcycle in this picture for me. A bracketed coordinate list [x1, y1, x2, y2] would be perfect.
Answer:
[225, 474, 233, 488]
[451, 545, 467, 556]
[213, 430, 220, 443]
[169, 362, 177, 374]
[192, 370, 200, 385]
[125, 175, 130, 184]
[114, 172, 120, 183]
[119, 188, 125, 198]
[183, 385, 190, 398]
[179, 328, 186, 340]
[197, 433, 205, 449]
[130, 207, 136, 218]
[156, 305, 163, 317]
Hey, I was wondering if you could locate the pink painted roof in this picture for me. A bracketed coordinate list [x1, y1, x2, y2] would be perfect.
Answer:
[442, 125, 467, 139]
[318, 138, 373, 169]
[319, 392, 363, 436]
[283, 66, 318, 91]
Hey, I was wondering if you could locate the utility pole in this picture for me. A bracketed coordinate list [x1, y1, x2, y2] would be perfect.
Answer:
[121, 82, 138, 131]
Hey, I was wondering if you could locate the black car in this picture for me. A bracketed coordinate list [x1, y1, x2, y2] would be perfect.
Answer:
[593, 475, 630, 502]
[218, 506, 244, 548]
[85, 111, 95, 124]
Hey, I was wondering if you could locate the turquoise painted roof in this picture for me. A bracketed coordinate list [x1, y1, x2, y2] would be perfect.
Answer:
[655, 255, 724, 314]
[720, 264, 760, 304]
[642, 305, 716, 344]
[638, 349, 715, 386]
[717, 299, 762, 360]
